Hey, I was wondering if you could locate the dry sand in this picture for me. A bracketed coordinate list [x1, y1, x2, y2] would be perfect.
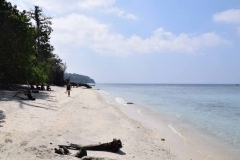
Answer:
[0, 86, 227, 160]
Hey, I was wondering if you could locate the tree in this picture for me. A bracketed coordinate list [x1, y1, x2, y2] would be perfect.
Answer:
[0, 0, 39, 84]
[0, 1, 67, 85]
[27, 6, 67, 85]
[28, 6, 53, 63]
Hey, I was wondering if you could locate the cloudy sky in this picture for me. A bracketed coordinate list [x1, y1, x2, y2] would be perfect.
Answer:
[11, 0, 240, 83]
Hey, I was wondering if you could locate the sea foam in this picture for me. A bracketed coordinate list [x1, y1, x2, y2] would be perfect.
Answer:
[115, 97, 127, 106]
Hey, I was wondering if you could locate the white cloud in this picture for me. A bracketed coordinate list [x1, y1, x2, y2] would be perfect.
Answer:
[213, 9, 240, 24]
[12, 0, 73, 12]
[77, 0, 115, 9]
[103, 7, 138, 20]
[52, 14, 229, 56]
[126, 14, 138, 20]
[22, 0, 114, 12]
[52, 14, 109, 45]
[213, 9, 240, 35]
[11, 0, 137, 20]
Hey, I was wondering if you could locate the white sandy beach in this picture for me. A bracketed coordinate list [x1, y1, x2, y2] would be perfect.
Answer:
[0, 86, 237, 160]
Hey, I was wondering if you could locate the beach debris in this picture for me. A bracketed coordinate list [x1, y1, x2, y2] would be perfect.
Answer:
[127, 102, 134, 104]
[55, 139, 122, 159]
[62, 146, 71, 155]
[81, 157, 115, 160]
[74, 147, 87, 158]
[20, 141, 28, 146]
[0, 120, 5, 123]
[5, 139, 12, 143]
[54, 148, 64, 155]
[59, 138, 122, 153]
[161, 138, 165, 141]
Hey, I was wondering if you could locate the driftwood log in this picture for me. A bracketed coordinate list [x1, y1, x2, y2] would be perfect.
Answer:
[55, 147, 87, 158]
[81, 157, 115, 160]
[59, 139, 122, 153]
[55, 139, 122, 159]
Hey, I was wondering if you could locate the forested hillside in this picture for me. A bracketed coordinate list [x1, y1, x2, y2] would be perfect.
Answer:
[64, 73, 95, 84]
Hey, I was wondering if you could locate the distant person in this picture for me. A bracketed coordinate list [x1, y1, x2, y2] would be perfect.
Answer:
[66, 82, 71, 97]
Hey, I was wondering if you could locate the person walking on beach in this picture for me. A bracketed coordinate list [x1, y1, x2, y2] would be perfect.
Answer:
[66, 82, 71, 97]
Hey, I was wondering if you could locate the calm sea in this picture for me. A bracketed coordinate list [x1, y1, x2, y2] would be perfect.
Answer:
[95, 84, 240, 150]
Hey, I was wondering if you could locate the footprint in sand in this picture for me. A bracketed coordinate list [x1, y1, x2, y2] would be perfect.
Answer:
[39, 145, 47, 149]
[5, 139, 12, 143]
[20, 141, 28, 146]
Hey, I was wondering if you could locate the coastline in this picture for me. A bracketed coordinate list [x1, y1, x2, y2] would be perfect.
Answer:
[0, 86, 238, 159]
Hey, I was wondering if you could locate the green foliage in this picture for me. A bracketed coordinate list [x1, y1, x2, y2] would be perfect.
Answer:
[28, 6, 66, 85]
[28, 6, 54, 63]
[0, 0, 37, 84]
[0, 1, 66, 85]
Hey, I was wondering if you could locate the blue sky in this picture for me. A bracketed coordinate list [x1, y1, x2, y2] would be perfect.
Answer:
[11, 0, 240, 83]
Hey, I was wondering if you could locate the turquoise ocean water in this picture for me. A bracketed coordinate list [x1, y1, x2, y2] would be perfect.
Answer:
[95, 84, 240, 151]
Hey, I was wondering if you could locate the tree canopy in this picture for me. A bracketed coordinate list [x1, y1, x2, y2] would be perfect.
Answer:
[0, 0, 66, 85]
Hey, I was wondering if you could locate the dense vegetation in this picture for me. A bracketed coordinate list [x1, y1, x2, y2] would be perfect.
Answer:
[0, 0, 66, 86]
[64, 73, 95, 84]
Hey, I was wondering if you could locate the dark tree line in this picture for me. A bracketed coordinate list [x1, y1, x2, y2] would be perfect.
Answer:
[0, 0, 66, 86]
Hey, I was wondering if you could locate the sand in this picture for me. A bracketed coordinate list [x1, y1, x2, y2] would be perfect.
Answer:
[0, 86, 232, 160]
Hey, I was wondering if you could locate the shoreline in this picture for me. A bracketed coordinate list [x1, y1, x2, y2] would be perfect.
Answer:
[0, 86, 239, 159]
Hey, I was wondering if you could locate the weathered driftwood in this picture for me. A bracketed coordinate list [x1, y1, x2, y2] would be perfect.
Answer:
[55, 139, 122, 159]
[74, 147, 87, 158]
[59, 139, 122, 153]
[54, 148, 115, 160]
[81, 156, 115, 160]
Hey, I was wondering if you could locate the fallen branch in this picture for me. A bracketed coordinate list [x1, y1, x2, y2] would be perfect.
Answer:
[59, 138, 122, 153]
[55, 139, 122, 159]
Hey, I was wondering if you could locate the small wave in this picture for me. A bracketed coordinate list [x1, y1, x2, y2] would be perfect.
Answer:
[137, 110, 153, 121]
[98, 90, 109, 95]
[168, 123, 187, 141]
[115, 97, 127, 106]
[168, 123, 206, 156]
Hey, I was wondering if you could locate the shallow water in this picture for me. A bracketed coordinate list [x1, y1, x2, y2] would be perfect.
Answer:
[95, 84, 240, 151]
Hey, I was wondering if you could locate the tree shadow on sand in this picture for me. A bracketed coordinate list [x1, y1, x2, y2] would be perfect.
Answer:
[18, 100, 57, 111]
[0, 85, 58, 102]
[0, 110, 6, 127]
[0, 85, 60, 111]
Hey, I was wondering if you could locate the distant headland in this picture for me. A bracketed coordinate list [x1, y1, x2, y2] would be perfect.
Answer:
[64, 73, 95, 84]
